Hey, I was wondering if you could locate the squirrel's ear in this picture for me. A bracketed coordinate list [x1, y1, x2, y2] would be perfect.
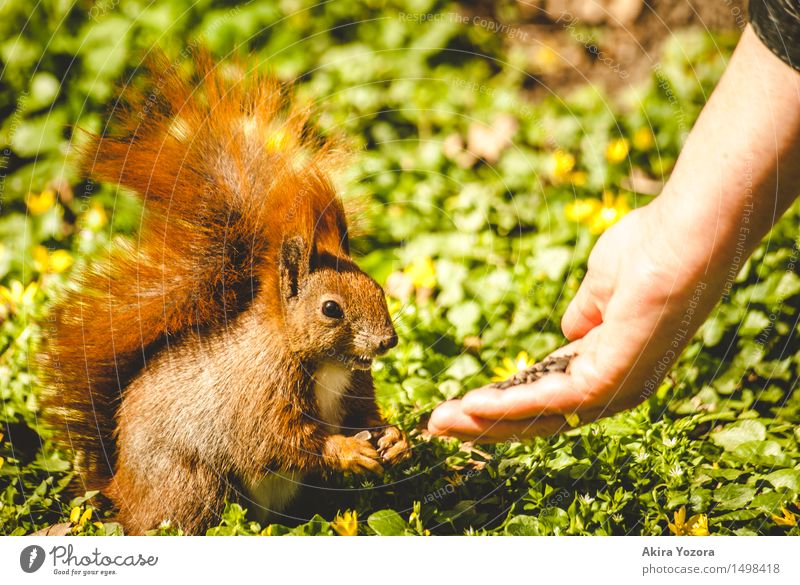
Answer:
[279, 235, 309, 300]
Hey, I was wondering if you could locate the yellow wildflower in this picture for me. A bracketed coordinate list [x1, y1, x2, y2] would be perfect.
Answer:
[84, 202, 108, 231]
[565, 198, 601, 223]
[564, 413, 581, 427]
[445, 474, 465, 488]
[32, 246, 49, 272]
[69, 506, 82, 524]
[531, 46, 561, 74]
[33, 246, 73, 274]
[491, 351, 534, 382]
[0, 456, 4, 469]
[79, 507, 93, 526]
[605, 138, 629, 164]
[568, 171, 587, 187]
[26, 189, 56, 215]
[551, 150, 575, 181]
[633, 128, 655, 151]
[0, 280, 38, 309]
[332, 510, 358, 536]
[93, 522, 104, 530]
[50, 250, 73, 273]
[771, 507, 797, 527]
[587, 191, 629, 234]
[404, 257, 436, 289]
[667, 506, 710, 536]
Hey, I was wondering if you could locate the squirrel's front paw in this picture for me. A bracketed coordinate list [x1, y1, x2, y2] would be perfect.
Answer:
[376, 426, 411, 463]
[324, 434, 384, 475]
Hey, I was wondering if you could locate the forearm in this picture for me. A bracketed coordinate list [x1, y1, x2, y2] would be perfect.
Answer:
[654, 25, 800, 285]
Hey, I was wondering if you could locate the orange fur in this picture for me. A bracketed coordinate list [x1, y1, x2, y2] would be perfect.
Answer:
[38, 49, 409, 533]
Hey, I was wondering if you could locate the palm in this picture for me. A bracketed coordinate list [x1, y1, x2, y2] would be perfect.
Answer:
[428, 204, 721, 441]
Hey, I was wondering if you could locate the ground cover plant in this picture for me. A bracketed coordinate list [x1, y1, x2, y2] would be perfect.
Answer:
[1, 0, 799, 536]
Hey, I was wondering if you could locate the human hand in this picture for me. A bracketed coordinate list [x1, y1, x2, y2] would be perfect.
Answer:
[428, 198, 725, 441]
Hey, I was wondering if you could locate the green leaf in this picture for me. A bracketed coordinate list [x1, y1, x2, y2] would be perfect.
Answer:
[713, 484, 756, 510]
[739, 311, 770, 337]
[763, 469, 800, 493]
[444, 354, 481, 381]
[367, 510, 407, 536]
[732, 440, 790, 467]
[711, 420, 765, 451]
[447, 301, 481, 337]
[504, 515, 541, 535]
[529, 246, 572, 281]
[27, 73, 60, 110]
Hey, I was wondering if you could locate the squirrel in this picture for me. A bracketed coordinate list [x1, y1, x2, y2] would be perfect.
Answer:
[38, 50, 409, 535]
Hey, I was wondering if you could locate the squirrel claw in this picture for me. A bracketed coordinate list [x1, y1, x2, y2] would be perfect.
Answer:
[326, 435, 384, 475]
[376, 426, 411, 463]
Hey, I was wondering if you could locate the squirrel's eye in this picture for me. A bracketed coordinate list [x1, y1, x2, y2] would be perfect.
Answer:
[321, 300, 344, 319]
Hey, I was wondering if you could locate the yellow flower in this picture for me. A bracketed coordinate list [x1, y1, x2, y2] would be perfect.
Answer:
[565, 198, 601, 223]
[564, 413, 581, 427]
[26, 189, 56, 215]
[50, 250, 73, 273]
[0, 280, 38, 309]
[605, 138, 629, 164]
[93, 522, 104, 530]
[69, 506, 82, 524]
[32, 246, 73, 274]
[404, 257, 436, 289]
[32, 246, 49, 272]
[84, 202, 108, 231]
[551, 150, 575, 181]
[79, 507, 93, 526]
[633, 128, 655, 151]
[445, 474, 465, 488]
[568, 171, 587, 187]
[531, 46, 561, 74]
[386, 296, 403, 316]
[667, 506, 710, 536]
[771, 507, 797, 527]
[332, 510, 358, 536]
[491, 351, 534, 382]
[587, 191, 630, 234]
[0, 456, 4, 469]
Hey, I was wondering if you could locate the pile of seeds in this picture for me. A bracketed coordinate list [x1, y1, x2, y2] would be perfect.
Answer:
[492, 355, 574, 389]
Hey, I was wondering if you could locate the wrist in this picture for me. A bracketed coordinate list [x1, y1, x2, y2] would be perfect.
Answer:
[638, 189, 740, 299]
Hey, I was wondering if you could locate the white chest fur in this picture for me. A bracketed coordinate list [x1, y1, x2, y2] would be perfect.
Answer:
[244, 361, 352, 524]
[312, 361, 352, 432]
[246, 470, 303, 525]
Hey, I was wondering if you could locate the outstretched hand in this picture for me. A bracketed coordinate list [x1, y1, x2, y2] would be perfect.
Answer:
[428, 200, 724, 442]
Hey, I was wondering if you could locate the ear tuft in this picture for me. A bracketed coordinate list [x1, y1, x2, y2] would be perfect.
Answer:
[279, 235, 308, 299]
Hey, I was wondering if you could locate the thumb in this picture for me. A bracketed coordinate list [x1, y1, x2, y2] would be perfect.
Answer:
[561, 277, 603, 341]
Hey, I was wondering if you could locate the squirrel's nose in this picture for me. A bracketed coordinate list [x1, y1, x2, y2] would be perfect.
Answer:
[377, 331, 398, 354]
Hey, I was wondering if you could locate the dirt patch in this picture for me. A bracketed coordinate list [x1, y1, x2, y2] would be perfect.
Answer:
[464, 0, 747, 94]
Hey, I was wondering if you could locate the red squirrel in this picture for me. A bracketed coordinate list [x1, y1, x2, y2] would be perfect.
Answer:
[39, 51, 409, 535]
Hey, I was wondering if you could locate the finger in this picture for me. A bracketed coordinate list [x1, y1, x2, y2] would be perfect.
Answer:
[561, 278, 603, 341]
[428, 400, 568, 442]
[461, 371, 597, 420]
[356, 455, 384, 475]
[357, 442, 381, 461]
[377, 429, 400, 451]
[381, 441, 409, 463]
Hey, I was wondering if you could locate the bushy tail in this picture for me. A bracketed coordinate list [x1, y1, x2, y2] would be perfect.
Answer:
[39, 49, 347, 490]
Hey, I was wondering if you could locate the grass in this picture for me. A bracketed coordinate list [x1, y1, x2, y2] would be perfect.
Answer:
[1, 0, 799, 536]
